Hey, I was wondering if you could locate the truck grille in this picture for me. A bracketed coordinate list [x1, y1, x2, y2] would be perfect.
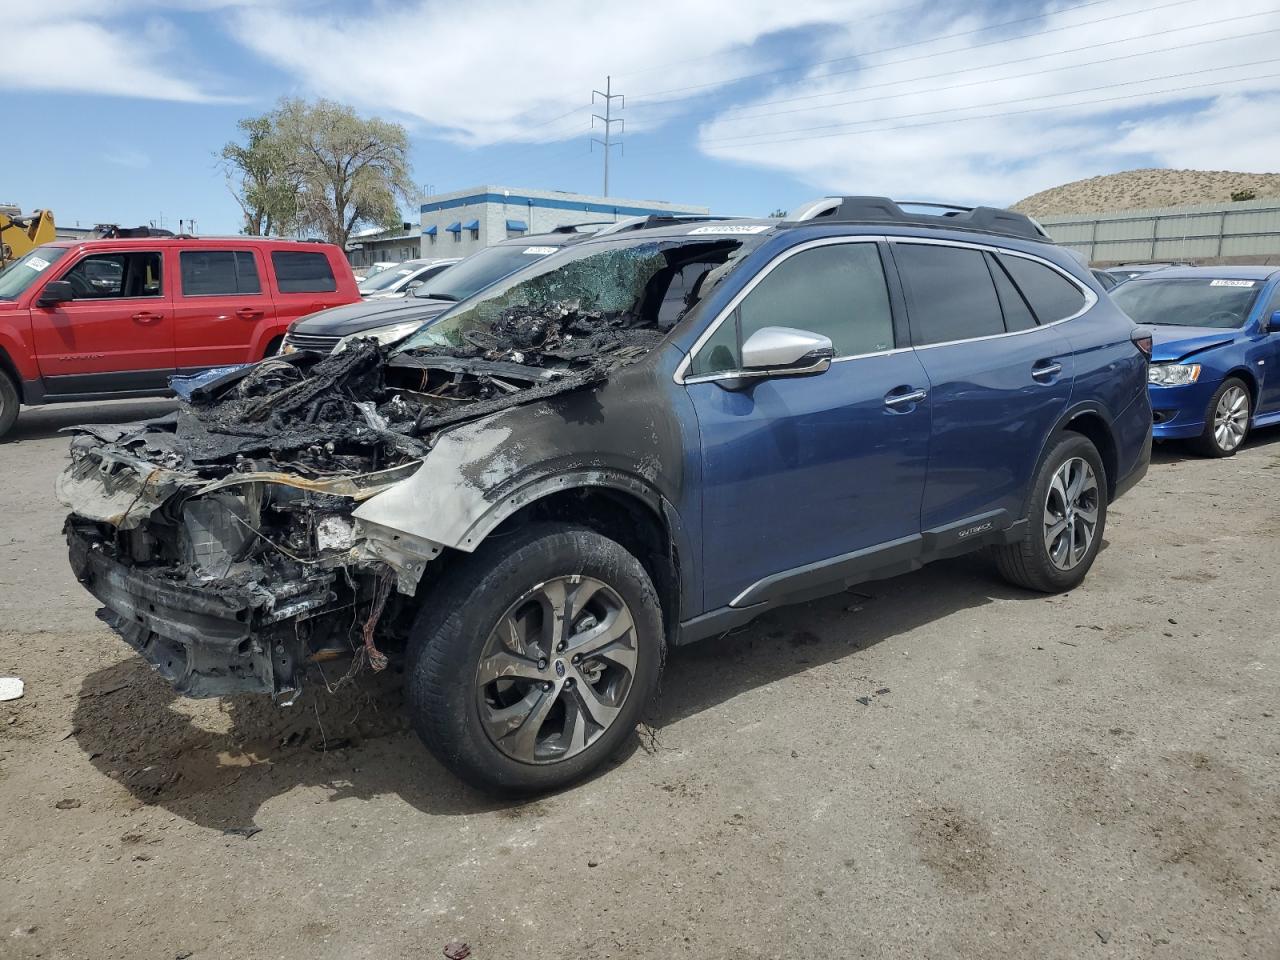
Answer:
[283, 332, 341, 354]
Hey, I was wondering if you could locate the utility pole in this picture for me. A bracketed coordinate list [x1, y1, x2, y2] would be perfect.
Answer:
[591, 76, 624, 197]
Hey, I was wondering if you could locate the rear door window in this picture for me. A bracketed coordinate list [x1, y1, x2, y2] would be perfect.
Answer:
[271, 251, 337, 293]
[61, 252, 163, 299]
[895, 243, 1002, 345]
[180, 250, 261, 296]
[689, 242, 894, 376]
[998, 254, 1086, 323]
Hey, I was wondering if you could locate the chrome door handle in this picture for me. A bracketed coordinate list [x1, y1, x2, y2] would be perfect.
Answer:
[884, 389, 927, 407]
[1032, 362, 1063, 381]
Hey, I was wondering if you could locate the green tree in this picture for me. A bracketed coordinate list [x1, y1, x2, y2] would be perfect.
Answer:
[221, 98, 413, 246]
[220, 114, 300, 237]
[276, 98, 413, 248]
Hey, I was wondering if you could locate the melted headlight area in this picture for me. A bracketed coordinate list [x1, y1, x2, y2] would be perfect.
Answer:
[66, 481, 432, 698]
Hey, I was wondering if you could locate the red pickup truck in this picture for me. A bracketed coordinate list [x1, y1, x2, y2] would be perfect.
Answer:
[0, 236, 360, 438]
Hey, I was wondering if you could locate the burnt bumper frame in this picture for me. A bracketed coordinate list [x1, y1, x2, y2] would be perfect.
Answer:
[68, 523, 322, 698]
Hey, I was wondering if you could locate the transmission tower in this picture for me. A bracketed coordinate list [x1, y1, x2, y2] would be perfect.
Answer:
[591, 76, 624, 197]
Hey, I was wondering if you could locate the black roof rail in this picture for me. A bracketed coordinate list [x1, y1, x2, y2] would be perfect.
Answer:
[785, 196, 1050, 242]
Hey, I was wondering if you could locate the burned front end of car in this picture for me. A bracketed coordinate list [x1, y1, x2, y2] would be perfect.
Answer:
[58, 233, 755, 701]
[59, 346, 437, 698]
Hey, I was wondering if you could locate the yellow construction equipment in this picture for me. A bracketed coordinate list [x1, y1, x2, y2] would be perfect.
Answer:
[0, 209, 57, 268]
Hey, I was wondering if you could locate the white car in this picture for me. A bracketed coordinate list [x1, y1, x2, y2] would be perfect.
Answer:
[357, 258, 460, 300]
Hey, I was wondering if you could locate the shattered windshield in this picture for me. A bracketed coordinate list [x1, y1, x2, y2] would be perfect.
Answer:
[397, 236, 757, 360]
[412, 244, 555, 301]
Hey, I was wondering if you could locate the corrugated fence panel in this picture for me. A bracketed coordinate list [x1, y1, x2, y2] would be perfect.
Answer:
[1153, 237, 1220, 259]
[1154, 214, 1222, 239]
[1221, 234, 1280, 257]
[1222, 208, 1280, 235]
[1095, 219, 1154, 242]
[1093, 240, 1158, 261]
[1047, 222, 1094, 243]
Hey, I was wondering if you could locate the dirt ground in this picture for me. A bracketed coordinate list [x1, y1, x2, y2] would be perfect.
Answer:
[1, 399, 1277, 960]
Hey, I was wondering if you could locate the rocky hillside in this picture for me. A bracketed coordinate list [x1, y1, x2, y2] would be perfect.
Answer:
[1011, 168, 1280, 217]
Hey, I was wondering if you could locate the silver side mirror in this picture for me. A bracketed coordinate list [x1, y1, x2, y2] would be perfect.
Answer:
[740, 326, 834, 376]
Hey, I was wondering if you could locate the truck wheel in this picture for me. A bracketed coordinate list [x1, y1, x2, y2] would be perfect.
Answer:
[0, 371, 19, 441]
[993, 432, 1108, 593]
[407, 523, 664, 795]
[1189, 377, 1250, 457]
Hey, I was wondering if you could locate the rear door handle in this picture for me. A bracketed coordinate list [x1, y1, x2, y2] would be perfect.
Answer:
[236, 307, 264, 320]
[884, 387, 927, 408]
[131, 311, 164, 323]
[1031, 361, 1063, 381]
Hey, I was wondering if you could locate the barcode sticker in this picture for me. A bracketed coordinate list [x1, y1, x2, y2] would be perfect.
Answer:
[1209, 279, 1254, 287]
[25, 256, 50, 271]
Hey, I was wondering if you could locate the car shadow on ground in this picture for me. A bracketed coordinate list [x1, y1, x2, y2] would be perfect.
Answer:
[7, 399, 176, 443]
[1151, 424, 1280, 464]
[70, 553, 1057, 826]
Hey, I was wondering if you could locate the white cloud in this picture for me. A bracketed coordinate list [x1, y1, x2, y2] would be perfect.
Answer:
[228, 0, 875, 145]
[1, 5, 239, 103]
[694, 0, 1280, 204]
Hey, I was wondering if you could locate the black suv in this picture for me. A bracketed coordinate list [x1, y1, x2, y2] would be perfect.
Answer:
[61, 198, 1152, 794]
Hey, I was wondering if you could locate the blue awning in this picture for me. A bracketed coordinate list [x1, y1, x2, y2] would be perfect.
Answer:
[506, 219, 528, 231]
[463, 219, 479, 231]
[445, 221, 462, 233]
[423, 225, 437, 236]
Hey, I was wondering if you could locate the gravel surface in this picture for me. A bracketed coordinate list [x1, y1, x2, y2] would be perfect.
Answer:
[2, 400, 1278, 960]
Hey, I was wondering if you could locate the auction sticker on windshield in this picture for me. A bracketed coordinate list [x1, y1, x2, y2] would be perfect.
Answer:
[25, 256, 50, 271]
[1209, 279, 1255, 287]
[523, 247, 558, 255]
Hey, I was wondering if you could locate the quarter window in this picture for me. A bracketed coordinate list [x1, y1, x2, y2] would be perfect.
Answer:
[986, 253, 1037, 332]
[895, 244, 1002, 345]
[60, 252, 162, 299]
[271, 251, 337, 293]
[998, 253, 1086, 323]
[180, 250, 261, 296]
[689, 243, 894, 376]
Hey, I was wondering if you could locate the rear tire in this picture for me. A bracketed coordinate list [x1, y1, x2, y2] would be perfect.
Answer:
[0, 370, 20, 441]
[1189, 377, 1250, 458]
[406, 523, 664, 795]
[994, 432, 1108, 593]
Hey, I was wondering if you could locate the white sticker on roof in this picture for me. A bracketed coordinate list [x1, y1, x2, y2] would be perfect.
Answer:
[1209, 279, 1255, 287]
[687, 224, 770, 235]
[522, 246, 557, 255]
[25, 256, 50, 272]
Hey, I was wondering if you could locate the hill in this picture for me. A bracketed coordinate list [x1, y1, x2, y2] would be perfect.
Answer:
[1011, 168, 1280, 217]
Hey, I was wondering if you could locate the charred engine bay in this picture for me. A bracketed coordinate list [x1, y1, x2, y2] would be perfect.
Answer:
[169, 299, 661, 477]
[63, 300, 665, 695]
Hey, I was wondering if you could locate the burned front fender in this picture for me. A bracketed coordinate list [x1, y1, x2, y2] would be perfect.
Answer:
[352, 352, 688, 555]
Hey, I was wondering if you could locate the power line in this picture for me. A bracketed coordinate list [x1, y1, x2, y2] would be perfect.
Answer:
[612, 0, 1108, 82]
[690, 70, 1280, 151]
[701, 57, 1280, 146]
[724, 11, 1280, 121]
[591, 76, 625, 196]
[628, 0, 1199, 102]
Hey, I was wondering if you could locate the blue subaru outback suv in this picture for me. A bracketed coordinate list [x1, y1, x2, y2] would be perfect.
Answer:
[61, 197, 1152, 793]
[1111, 265, 1280, 457]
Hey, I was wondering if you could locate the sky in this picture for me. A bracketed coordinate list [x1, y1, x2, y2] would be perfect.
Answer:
[4, 0, 1279, 234]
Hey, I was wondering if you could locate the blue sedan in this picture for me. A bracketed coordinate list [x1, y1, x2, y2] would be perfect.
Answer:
[1111, 266, 1280, 456]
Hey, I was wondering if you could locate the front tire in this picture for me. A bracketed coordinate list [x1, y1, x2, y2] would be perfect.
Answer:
[0, 370, 20, 441]
[1190, 377, 1250, 457]
[994, 432, 1108, 593]
[407, 523, 664, 795]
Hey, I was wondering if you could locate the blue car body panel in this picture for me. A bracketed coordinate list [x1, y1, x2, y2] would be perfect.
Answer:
[1132, 267, 1280, 440]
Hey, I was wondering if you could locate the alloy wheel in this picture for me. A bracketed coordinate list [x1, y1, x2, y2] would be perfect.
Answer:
[1043, 457, 1099, 571]
[474, 575, 638, 765]
[1213, 385, 1249, 452]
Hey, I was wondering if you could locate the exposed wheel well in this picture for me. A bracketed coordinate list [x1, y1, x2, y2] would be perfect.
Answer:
[263, 335, 284, 359]
[484, 487, 681, 641]
[1063, 412, 1117, 498]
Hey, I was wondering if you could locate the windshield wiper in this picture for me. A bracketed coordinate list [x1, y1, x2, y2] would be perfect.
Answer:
[415, 291, 459, 301]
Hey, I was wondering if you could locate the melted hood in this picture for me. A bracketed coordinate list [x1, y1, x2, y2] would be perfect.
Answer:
[289, 297, 454, 337]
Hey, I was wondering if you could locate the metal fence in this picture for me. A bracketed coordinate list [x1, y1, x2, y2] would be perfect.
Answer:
[1038, 196, 1280, 265]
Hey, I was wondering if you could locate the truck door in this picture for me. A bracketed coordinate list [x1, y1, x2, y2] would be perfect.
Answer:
[30, 248, 174, 397]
